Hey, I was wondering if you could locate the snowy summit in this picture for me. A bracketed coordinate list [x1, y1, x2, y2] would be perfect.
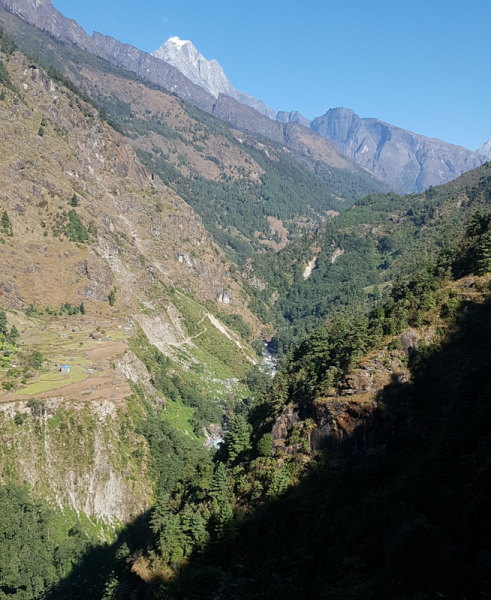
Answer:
[152, 36, 232, 99]
[151, 36, 276, 119]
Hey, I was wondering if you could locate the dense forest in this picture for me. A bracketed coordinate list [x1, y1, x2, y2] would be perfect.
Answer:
[248, 163, 491, 356]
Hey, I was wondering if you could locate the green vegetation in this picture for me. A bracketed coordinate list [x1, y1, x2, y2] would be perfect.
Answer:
[1, 211, 11, 236]
[66, 209, 90, 243]
[0, 483, 88, 597]
[26, 302, 86, 317]
[129, 328, 223, 436]
[2, 12, 491, 599]
[149, 200, 491, 599]
[108, 288, 116, 306]
[249, 162, 491, 357]
[135, 138, 385, 262]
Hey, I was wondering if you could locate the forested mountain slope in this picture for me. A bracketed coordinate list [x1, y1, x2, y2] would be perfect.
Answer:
[41, 166, 491, 600]
[248, 161, 491, 354]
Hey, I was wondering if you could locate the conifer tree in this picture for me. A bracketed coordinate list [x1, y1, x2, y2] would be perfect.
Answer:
[0, 310, 7, 336]
[150, 494, 184, 564]
[8, 324, 19, 343]
[477, 228, 491, 275]
[225, 415, 251, 461]
[1, 210, 11, 235]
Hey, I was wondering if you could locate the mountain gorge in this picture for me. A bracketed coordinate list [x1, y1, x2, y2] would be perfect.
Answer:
[0, 3, 490, 600]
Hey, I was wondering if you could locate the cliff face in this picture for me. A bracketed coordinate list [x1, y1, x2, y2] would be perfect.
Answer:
[271, 350, 410, 457]
[312, 108, 485, 193]
[0, 397, 150, 523]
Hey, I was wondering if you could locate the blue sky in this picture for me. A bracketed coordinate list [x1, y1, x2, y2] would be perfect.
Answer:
[51, 0, 491, 150]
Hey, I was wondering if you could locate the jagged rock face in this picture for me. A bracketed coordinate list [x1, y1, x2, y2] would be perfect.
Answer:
[152, 37, 275, 119]
[272, 351, 411, 457]
[276, 110, 310, 129]
[477, 138, 491, 159]
[0, 0, 93, 50]
[312, 108, 485, 194]
[271, 400, 381, 457]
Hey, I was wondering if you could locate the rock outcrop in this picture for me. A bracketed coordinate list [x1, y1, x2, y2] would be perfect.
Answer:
[272, 350, 410, 457]
[0, 398, 151, 523]
[276, 110, 310, 128]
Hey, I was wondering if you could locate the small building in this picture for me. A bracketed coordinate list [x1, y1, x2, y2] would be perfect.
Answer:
[61, 333, 68, 339]
[60, 365, 70, 374]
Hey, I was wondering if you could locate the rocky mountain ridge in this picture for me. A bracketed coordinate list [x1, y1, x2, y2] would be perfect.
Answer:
[311, 107, 485, 194]
[0, 0, 484, 196]
[477, 137, 491, 159]
[152, 36, 275, 119]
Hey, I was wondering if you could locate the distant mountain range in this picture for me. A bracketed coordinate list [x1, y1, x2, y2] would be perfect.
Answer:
[310, 108, 485, 194]
[0, 0, 487, 194]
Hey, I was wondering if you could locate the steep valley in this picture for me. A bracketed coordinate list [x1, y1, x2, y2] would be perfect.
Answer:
[0, 6, 490, 600]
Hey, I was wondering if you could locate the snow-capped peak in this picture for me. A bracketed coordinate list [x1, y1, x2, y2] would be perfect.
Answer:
[151, 36, 276, 119]
[152, 36, 230, 99]
[167, 36, 190, 48]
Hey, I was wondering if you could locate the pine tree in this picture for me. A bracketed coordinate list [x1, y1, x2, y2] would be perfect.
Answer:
[1, 210, 10, 235]
[0, 310, 7, 336]
[8, 325, 19, 343]
[226, 415, 251, 461]
[477, 228, 491, 275]
[210, 462, 229, 503]
[150, 494, 185, 564]
[108, 288, 116, 306]
[267, 464, 289, 498]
